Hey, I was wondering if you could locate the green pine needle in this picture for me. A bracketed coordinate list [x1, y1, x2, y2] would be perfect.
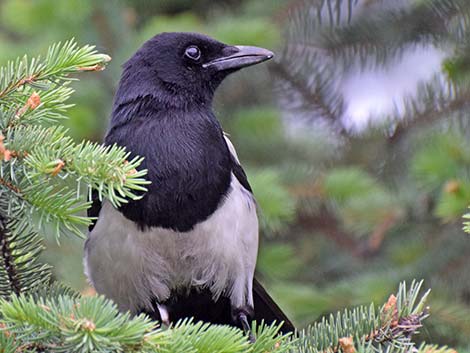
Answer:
[0, 39, 148, 239]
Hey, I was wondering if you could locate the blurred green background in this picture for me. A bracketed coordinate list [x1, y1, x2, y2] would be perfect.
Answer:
[1, 0, 470, 348]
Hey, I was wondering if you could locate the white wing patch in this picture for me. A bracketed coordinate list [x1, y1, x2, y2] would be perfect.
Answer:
[224, 133, 240, 163]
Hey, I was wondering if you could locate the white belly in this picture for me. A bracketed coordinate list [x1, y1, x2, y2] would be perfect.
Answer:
[84, 174, 258, 313]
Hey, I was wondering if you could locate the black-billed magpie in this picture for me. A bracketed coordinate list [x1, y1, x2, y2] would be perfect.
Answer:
[84, 32, 294, 337]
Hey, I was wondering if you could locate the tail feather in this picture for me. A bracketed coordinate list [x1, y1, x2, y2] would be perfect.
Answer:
[253, 277, 295, 334]
[145, 279, 296, 334]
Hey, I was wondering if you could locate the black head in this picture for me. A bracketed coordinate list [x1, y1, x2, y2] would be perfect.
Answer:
[115, 32, 273, 107]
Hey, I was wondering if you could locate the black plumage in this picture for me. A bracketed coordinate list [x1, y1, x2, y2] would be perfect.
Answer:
[86, 32, 294, 335]
[142, 278, 294, 333]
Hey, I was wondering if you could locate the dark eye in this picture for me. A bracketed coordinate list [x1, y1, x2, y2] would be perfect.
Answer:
[184, 46, 201, 61]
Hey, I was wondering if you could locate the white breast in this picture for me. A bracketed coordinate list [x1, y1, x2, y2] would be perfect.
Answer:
[84, 174, 258, 313]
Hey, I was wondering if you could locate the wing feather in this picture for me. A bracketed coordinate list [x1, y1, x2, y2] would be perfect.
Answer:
[224, 133, 252, 193]
[253, 277, 295, 333]
[87, 190, 101, 232]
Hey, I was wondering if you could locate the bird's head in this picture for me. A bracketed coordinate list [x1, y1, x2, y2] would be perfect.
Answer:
[116, 32, 274, 107]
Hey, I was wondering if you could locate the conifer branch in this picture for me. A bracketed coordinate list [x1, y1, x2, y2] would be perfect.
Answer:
[312, 0, 469, 70]
[0, 294, 293, 353]
[0, 213, 21, 296]
[271, 58, 346, 134]
[0, 280, 438, 353]
[388, 79, 470, 142]
[271, 61, 346, 134]
[277, 0, 470, 138]
[294, 280, 430, 353]
[0, 177, 20, 194]
[0, 39, 148, 238]
[1, 86, 74, 130]
[0, 198, 51, 299]
[0, 39, 110, 101]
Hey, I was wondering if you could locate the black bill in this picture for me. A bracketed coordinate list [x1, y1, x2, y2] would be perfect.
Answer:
[203, 45, 274, 71]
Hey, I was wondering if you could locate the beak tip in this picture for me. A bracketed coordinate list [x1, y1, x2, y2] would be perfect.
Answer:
[262, 49, 274, 60]
[236, 45, 274, 59]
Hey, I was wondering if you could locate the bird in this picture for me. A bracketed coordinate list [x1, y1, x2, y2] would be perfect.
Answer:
[84, 32, 295, 339]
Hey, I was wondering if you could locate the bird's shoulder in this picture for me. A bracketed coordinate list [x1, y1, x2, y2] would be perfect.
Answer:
[223, 133, 252, 193]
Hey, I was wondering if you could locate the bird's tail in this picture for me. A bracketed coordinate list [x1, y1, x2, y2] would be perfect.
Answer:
[253, 277, 295, 334]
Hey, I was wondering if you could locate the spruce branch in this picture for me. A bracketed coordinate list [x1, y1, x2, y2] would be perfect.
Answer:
[274, 0, 355, 132]
[387, 77, 470, 142]
[0, 294, 293, 353]
[0, 199, 51, 299]
[0, 39, 110, 101]
[0, 330, 20, 353]
[276, 0, 470, 139]
[293, 280, 430, 353]
[23, 140, 149, 207]
[0, 166, 91, 237]
[313, 0, 470, 70]
[415, 344, 458, 353]
[0, 214, 21, 296]
[0, 39, 148, 238]
[271, 61, 346, 134]
[0, 85, 74, 129]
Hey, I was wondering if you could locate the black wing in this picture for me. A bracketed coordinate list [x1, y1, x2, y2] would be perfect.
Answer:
[231, 157, 252, 193]
[87, 189, 101, 232]
[146, 278, 295, 334]
[253, 277, 295, 334]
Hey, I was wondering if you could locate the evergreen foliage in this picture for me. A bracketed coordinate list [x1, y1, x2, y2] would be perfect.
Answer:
[0, 0, 469, 351]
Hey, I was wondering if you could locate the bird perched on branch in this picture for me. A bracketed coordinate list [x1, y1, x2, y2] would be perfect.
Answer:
[84, 32, 294, 339]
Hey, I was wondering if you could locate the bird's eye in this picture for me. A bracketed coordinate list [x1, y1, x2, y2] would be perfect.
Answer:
[184, 46, 201, 61]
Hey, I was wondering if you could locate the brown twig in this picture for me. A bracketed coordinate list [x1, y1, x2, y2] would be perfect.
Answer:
[297, 205, 399, 257]
[0, 177, 21, 194]
[368, 214, 399, 251]
[297, 206, 361, 255]
[0, 134, 12, 161]
[14, 92, 41, 119]
[0, 74, 39, 100]
[327, 308, 427, 353]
